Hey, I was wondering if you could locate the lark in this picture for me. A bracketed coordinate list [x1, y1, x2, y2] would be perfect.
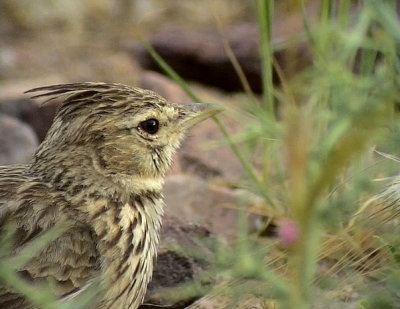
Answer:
[0, 82, 220, 309]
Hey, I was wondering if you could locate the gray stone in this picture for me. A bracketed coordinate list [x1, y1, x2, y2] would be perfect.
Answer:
[133, 23, 311, 93]
[0, 113, 38, 165]
[140, 71, 191, 104]
[142, 216, 214, 309]
[0, 97, 59, 141]
[164, 174, 263, 240]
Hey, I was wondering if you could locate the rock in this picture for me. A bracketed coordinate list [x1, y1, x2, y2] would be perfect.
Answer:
[177, 115, 242, 180]
[0, 113, 38, 165]
[142, 216, 214, 309]
[163, 174, 263, 240]
[133, 24, 260, 93]
[179, 154, 222, 179]
[188, 293, 266, 309]
[0, 97, 59, 141]
[143, 176, 266, 307]
[132, 22, 312, 93]
[140, 71, 191, 104]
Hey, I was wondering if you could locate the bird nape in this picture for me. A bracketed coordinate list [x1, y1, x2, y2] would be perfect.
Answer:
[0, 82, 220, 309]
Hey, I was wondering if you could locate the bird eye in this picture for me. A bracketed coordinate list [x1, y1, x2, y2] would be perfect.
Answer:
[139, 118, 159, 134]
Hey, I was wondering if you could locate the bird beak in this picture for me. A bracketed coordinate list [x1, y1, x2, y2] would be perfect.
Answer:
[179, 103, 222, 129]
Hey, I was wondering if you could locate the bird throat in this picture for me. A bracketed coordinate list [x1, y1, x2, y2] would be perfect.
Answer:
[82, 189, 164, 309]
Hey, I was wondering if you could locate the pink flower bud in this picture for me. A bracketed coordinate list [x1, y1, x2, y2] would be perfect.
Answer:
[278, 219, 299, 247]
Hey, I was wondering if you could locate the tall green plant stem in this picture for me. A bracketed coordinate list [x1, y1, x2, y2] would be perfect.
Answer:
[284, 108, 316, 309]
[289, 206, 319, 309]
[257, 0, 275, 184]
[257, 0, 275, 115]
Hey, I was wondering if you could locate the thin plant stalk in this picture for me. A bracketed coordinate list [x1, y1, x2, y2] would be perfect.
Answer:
[214, 15, 259, 106]
[257, 0, 275, 184]
[284, 106, 315, 309]
[257, 0, 275, 115]
[338, 0, 351, 28]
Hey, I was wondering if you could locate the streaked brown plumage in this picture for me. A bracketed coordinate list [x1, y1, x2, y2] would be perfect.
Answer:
[0, 82, 219, 309]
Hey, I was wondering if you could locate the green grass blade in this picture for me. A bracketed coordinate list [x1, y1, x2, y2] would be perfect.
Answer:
[257, 0, 275, 115]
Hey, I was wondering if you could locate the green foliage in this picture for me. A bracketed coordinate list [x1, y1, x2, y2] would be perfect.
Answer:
[144, 1, 400, 308]
[360, 269, 400, 309]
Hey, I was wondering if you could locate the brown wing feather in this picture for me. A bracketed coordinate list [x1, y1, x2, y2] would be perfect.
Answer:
[0, 165, 101, 308]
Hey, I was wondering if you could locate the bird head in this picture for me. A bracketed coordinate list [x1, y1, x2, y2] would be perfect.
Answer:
[27, 83, 220, 183]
